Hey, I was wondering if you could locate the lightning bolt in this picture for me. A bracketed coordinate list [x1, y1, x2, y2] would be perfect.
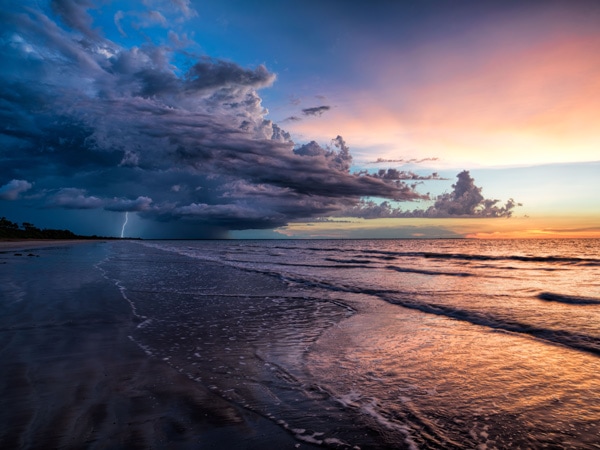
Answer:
[120, 211, 129, 238]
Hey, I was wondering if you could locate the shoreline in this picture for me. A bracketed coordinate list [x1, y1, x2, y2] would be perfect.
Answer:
[0, 239, 109, 251]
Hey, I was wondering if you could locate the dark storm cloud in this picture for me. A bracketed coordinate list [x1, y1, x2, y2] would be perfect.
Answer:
[340, 171, 520, 219]
[302, 105, 331, 116]
[0, 1, 517, 236]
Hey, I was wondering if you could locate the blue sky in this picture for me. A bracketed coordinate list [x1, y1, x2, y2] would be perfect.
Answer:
[1, 0, 599, 239]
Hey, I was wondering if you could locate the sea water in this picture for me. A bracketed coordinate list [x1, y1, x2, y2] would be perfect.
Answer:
[100, 239, 600, 449]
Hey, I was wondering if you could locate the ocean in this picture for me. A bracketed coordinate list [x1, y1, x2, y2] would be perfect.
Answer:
[99, 238, 600, 449]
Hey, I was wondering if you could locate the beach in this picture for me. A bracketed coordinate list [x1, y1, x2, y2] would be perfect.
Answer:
[0, 239, 95, 251]
[0, 241, 317, 449]
[2, 238, 600, 449]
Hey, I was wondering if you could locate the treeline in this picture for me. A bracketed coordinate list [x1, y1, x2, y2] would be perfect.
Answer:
[0, 217, 114, 240]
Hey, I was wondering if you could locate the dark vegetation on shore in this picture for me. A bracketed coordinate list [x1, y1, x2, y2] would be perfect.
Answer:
[0, 217, 123, 240]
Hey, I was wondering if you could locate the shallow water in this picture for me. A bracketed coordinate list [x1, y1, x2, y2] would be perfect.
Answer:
[101, 239, 600, 448]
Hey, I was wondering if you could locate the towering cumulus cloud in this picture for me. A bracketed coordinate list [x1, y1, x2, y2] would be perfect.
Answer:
[341, 171, 519, 219]
[0, 1, 517, 237]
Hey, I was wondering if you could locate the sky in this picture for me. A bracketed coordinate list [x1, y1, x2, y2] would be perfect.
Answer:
[1, 0, 599, 239]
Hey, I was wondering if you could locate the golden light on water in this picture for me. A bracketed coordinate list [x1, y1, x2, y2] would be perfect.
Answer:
[310, 293, 600, 445]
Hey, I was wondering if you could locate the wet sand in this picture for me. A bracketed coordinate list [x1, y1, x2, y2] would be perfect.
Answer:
[0, 242, 315, 449]
[0, 239, 98, 251]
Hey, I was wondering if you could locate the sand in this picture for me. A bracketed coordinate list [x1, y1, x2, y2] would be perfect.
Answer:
[0, 239, 101, 251]
[0, 241, 316, 449]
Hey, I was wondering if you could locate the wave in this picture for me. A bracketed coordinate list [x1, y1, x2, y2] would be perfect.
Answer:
[262, 244, 600, 266]
[538, 292, 600, 305]
[420, 252, 600, 266]
[385, 265, 473, 277]
[263, 275, 600, 357]
[325, 257, 374, 264]
[378, 294, 600, 356]
[226, 258, 373, 270]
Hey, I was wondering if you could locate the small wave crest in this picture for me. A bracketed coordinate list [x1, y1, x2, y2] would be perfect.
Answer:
[538, 292, 600, 305]
[386, 265, 473, 277]
[421, 252, 600, 266]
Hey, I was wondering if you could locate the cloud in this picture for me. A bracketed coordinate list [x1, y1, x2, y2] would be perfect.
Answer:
[185, 59, 276, 93]
[362, 169, 445, 181]
[292, 136, 351, 172]
[114, 11, 127, 36]
[367, 157, 440, 165]
[105, 196, 153, 212]
[48, 188, 104, 209]
[46, 187, 155, 212]
[50, 0, 98, 40]
[284, 105, 332, 122]
[339, 171, 520, 219]
[430, 170, 519, 218]
[113, 10, 167, 37]
[0, 1, 510, 237]
[0, 179, 33, 200]
[302, 105, 331, 116]
[169, 0, 197, 19]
